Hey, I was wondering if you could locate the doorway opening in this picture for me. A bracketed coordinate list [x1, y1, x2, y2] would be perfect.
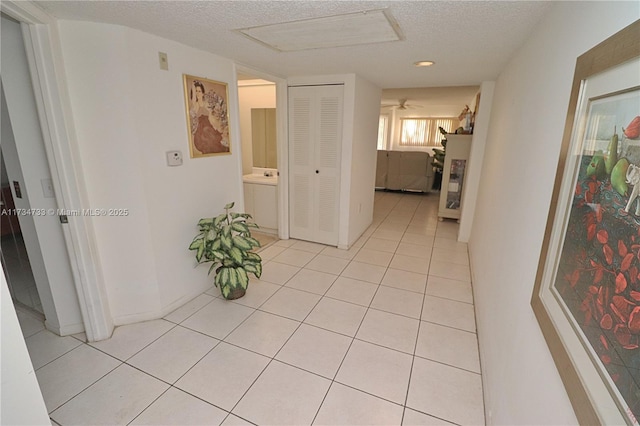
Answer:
[237, 71, 280, 249]
[0, 151, 43, 317]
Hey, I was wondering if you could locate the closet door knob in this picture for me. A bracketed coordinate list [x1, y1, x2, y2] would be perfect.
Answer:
[315, 170, 319, 174]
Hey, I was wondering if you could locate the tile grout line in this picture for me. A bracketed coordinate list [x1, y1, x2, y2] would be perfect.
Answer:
[308, 192, 404, 425]
[400, 195, 433, 425]
[37, 192, 481, 426]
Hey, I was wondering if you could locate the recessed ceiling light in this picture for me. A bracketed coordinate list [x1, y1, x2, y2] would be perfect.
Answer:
[414, 61, 435, 67]
[238, 9, 404, 52]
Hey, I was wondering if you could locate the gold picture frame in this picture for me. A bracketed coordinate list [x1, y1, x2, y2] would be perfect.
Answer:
[183, 74, 231, 158]
[532, 20, 640, 425]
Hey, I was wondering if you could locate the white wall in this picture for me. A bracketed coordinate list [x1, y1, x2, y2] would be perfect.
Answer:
[347, 76, 382, 247]
[57, 21, 244, 324]
[238, 81, 276, 175]
[469, 3, 639, 424]
[1, 267, 50, 425]
[458, 81, 495, 243]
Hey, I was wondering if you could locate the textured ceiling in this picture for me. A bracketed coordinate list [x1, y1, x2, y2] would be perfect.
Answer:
[35, 1, 551, 90]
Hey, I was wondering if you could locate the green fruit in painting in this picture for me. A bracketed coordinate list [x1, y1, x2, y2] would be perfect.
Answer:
[586, 151, 606, 179]
[611, 158, 629, 196]
[605, 132, 618, 174]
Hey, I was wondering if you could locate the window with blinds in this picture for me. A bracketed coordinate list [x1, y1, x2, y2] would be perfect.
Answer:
[377, 115, 389, 150]
[399, 118, 456, 147]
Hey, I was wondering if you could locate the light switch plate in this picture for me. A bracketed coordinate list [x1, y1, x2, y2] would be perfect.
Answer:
[41, 178, 55, 198]
[158, 52, 168, 70]
[166, 150, 183, 166]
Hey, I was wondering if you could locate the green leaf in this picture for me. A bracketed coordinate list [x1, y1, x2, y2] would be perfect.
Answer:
[232, 235, 252, 251]
[208, 262, 217, 276]
[224, 202, 235, 210]
[213, 268, 229, 288]
[213, 213, 227, 227]
[228, 247, 244, 265]
[211, 250, 226, 261]
[231, 222, 250, 233]
[227, 268, 238, 287]
[245, 237, 261, 248]
[211, 238, 221, 251]
[245, 252, 262, 263]
[189, 238, 203, 250]
[220, 233, 232, 250]
[206, 229, 217, 242]
[244, 263, 262, 279]
[198, 218, 213, 227]
[196, 244, 205, 262]
[235, 268, 249, 289]
[221, 284, 230, 298]
[231, 212, 251, 220]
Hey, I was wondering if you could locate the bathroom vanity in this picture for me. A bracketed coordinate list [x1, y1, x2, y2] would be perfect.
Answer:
[243, 168, 278, 234]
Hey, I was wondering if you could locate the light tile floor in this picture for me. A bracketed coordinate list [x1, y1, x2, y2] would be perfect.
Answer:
[18, 190, 485, 425]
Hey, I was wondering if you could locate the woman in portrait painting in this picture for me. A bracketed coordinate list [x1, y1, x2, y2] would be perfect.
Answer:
[189, 81, 229, 154]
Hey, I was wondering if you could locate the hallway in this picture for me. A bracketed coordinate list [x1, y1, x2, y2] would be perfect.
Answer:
[19, 190, 484, 425]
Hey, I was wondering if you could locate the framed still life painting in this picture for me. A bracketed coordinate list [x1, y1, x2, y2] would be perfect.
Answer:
[183, 74, 231, 158]
[532, 20, 640, 425]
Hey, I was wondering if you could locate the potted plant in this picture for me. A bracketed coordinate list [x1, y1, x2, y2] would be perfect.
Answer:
[189, 202, 262, 300]
[431, 126, 448, 190]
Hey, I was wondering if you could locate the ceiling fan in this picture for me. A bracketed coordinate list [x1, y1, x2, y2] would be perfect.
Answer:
[381, 98, 423, 110]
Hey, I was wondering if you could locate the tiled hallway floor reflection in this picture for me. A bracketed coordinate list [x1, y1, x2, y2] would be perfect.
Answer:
[20, 191, 485, 425]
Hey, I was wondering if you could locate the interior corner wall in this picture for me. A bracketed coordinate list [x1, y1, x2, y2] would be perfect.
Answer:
[469, 3, 639, 425]
[56, 21, 244, 323]
[347, 76, 381, 247]
[238, 84, 276, 175]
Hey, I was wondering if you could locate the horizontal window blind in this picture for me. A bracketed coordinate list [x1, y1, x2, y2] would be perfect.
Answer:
[400, 118, 456, 147]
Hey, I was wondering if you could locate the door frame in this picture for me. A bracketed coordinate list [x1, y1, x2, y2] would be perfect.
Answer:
[235, 63, 290, 240]
[1, 1, 113, 341]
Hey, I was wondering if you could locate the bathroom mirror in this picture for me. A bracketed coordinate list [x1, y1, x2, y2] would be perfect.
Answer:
[251, 108, 277, 168]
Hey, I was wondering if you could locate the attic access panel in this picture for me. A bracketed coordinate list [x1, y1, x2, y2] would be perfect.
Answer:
[238, 9, 403, 52]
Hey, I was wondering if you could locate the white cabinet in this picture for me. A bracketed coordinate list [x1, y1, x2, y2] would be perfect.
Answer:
[439, 135, 472, 221]
[243, 182, 278, 233]
[288, 85, 343, 246]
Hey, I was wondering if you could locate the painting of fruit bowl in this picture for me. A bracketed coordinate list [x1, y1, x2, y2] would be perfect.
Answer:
[553, 91, 640, 421]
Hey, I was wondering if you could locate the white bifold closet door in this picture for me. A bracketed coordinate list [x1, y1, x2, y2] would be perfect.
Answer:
[288, 84, 343, 246]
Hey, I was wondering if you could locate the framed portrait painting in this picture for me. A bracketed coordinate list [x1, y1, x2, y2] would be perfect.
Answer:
[183, 74, 231, 158]
[532, 20, 640, 425]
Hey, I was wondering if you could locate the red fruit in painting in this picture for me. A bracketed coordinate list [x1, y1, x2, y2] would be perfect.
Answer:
[629, 307, 640, 334]
[597, 230, 609, 244]
[601, 354, 612, 365]
[621, 253, 634, 272]
[619, 240, 628, 257]
[616, 273, 628, 294]
[601, 313, 613, 330]
[624, 116, 640, 139]
[613, 324, 638, 349]
[611, 296, 634, 322]
[566, 269, 580, 287]
[603, 244, 614, 265]
[594, 268, 604, 284]
[600, 334, 610, 349]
